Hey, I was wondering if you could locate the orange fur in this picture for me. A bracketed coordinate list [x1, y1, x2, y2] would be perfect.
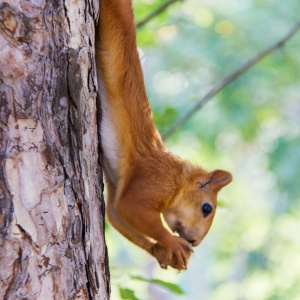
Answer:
[95, 0, 232, 270]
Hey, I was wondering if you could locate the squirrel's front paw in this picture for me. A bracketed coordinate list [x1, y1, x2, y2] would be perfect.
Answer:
[151, 236, 193, 271]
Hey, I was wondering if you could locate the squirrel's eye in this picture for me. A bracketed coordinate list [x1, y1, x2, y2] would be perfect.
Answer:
[202, 203, 212, 217]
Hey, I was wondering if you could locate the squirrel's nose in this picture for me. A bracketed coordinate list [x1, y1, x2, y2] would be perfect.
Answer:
[188, 239, 196, 245]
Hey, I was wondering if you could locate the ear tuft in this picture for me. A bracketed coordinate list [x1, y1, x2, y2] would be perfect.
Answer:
[209, 170, 232, 191]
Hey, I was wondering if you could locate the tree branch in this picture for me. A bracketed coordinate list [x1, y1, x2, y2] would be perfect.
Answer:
[162, 22, 300, 140]
[136, 0, 182, 29]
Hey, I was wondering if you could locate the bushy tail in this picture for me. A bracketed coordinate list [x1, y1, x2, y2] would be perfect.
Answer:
[95, 0, 163, 151]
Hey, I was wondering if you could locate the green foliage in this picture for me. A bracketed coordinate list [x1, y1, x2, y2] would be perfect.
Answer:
[132, 276, 184, 295]
[106, 0, 300, 299]
[119, 288, 139, 300]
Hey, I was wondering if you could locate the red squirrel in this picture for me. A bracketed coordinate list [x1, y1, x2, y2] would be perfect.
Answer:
[95, 0, 232, 270]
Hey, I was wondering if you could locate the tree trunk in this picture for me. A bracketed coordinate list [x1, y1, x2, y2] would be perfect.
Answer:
[0, 0, 110, 299]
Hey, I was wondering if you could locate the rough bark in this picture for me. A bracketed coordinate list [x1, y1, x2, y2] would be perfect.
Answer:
[0, 0, 110, 299]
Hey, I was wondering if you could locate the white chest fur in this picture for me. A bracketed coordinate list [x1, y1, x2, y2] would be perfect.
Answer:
[98, 75, 119, 184]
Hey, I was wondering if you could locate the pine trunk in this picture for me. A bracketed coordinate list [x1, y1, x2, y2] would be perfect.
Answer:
[0, 0, 110, 299]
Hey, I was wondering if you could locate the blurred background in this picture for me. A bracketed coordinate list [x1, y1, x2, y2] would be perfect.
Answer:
[105, 0, 300, 299]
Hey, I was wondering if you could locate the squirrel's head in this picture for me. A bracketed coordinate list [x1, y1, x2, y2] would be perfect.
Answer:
[163, 168, 232, 247]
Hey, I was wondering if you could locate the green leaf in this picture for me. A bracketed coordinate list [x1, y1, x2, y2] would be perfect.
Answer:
[119, 288, 139, 300]
[131, 276, 184, 295]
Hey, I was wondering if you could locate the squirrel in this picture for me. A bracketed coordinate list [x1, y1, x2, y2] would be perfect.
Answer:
[95, 0, 232, 271]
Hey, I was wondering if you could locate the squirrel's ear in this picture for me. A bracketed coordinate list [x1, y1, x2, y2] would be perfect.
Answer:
[209, 170, 232, 191]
